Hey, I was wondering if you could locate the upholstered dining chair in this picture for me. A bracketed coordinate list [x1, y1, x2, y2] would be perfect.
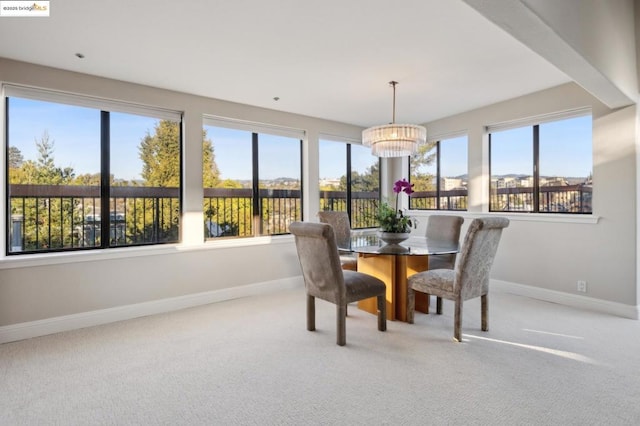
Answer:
[317, 210, 357, 271]
[425, 215, 464, 314]
[290, 221, 387, 346]
[407, 217, 509, 342]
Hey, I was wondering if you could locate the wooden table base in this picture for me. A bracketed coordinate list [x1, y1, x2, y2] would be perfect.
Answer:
[356, 253, 429, 321]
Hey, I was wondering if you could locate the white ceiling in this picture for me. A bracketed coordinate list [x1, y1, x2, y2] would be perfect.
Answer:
[0, 0, 571, 127]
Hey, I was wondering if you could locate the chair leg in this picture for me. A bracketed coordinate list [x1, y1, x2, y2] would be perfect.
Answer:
[307, 295, 315, 331]
[407, 288, 415, 324]
[481, 294, 488, 332]
[377, 295, 387, 331]
[454, 299, 463, 342]
[337, 304, 347, 346]
[436, 297, 443, 315]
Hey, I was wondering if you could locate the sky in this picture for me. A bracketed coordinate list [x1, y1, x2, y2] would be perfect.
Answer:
[491, 115, 592, 177]
[8, 97, 593, 182]
[9, 97, 155, 181]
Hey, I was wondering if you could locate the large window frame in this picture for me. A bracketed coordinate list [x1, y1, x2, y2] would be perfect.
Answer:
[4, 85, 183, 255]
[409, 135, 468, 211]
[203, 116, 304, 239]
[488, 110, 592, 214]
[319, 138, 380, 229]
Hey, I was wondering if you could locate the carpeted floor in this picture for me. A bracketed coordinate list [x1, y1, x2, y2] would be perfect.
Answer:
[1, 286, 639, 425]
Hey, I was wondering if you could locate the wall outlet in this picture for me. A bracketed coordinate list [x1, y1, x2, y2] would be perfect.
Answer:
[577, 280, 587, 293]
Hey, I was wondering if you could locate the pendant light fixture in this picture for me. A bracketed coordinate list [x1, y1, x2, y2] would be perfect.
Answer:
[362, 81, 427, 157]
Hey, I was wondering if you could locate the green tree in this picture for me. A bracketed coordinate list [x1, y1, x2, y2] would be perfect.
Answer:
[410, 141, 437, 191]
[9, 131, 80, 251]
[203, 129, 220, 188]
[10, 131, 75, 185]
[338, 161, 380, 192]
[8, 146, 23, 169]
[139, 121, 181, 187]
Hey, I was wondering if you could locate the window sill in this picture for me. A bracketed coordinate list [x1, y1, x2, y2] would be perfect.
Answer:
[410, 210, 600, 225]
[0, 234, 295, 270]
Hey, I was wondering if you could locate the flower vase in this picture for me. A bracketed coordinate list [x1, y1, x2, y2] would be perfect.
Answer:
[377, 231, 410, 246]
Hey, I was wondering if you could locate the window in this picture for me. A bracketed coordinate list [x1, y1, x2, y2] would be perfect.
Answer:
[410, 135, 468, 210]
[489, 113, 592, 213]
[203, 118, 303, 238]
[319, 139, 379, 229]
[5, 86, 182, 254]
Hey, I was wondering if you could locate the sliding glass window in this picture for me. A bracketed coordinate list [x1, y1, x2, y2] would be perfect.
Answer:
[203, 118, 303, 239]
[319, 139, 379, 229]
[410, 135, 468, 210]
[489, 113, 592, 213]
[5, 86, 182, 254]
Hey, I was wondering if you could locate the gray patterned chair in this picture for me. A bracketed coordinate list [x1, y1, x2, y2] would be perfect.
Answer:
[407, 217, 509, 342]
[290, 221, 387, 346]
[425, 215, 464, 314]
[317, 210, 357, 271]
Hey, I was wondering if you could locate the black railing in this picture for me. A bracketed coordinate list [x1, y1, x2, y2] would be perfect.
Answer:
[410, 189, 468, 210]
[489, 184, 592, 213]
[9, 184, 180, 253]
[319, 190, 379, 229]
[8, 184, 591, 253]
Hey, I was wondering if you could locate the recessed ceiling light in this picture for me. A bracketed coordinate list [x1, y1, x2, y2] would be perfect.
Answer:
[273, 97, 280, 101]
[75, 53, 85, 59]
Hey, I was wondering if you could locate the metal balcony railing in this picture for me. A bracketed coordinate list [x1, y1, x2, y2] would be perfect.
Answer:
[8, 184, 590, 253]
[489, 184, 592, 213]
[9, 184, 180, 253]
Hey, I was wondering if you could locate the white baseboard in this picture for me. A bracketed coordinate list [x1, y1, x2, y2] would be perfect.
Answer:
[0, 277, 304, 344]
[2, 278, 635, 344]
[492, 279, 640, 320]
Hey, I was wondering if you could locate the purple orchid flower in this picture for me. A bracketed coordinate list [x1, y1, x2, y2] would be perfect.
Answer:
[394, 178, 415, 195]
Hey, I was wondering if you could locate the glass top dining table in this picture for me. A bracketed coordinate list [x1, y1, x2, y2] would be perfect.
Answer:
[339, 234, 459, 321]
[340, 234, 459, 256]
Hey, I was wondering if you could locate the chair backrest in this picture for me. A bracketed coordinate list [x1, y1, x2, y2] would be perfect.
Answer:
[317, 211, 351, 250]
[426, 215, 464, 268]
[455, 217, 509, 300]
[290, 221, 345, 304]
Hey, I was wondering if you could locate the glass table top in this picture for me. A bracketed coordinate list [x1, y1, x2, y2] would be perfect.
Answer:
[340, 234, 459, 256]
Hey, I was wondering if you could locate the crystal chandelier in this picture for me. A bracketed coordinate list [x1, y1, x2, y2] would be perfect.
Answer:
[362, 81, 427, 157]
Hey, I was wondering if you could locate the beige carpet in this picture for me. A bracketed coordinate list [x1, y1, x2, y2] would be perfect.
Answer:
[1, 286, 639, 425]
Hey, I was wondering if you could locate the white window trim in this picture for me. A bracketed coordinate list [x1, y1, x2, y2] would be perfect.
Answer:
[486, 107, 591, 133]
[3, 84, 182, 121]
[204, 115, 305, 139]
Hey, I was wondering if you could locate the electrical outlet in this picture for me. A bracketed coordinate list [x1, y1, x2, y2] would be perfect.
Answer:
[577, 280, 587, 293]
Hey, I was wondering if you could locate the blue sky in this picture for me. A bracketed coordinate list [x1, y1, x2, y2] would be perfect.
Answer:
[491, 115, 592, 177]
[9, 98, 155, 181]
[9, 97, 593, 182]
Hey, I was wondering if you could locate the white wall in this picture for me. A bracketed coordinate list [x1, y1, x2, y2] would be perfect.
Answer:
[523, 0, 638, 102]
[417, 82, 638, 313]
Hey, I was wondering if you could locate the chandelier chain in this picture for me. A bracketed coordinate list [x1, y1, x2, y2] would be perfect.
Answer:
[390, 81, 397, 124]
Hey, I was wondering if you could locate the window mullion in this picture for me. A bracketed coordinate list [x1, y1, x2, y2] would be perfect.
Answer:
[100, 111, 110, 248]
[533, 125, 540, 213]
[252, 133, 260, 236]
[346, 144, 352, 220]
[436, 141, 441, 209]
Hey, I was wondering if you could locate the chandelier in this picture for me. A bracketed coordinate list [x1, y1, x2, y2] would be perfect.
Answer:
[362, 81, 427, 157]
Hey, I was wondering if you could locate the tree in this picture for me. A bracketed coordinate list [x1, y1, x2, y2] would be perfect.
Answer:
[139, 121, 219, 188]
[409, 141, 437, 191]
[338, 161, 380, 192]
[139, 121, 181, 187]
[8, 131, 79, 250]
[203, 130, 220, 188]
[8, 146, 23, 168]
[9, 131, 75, 185]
